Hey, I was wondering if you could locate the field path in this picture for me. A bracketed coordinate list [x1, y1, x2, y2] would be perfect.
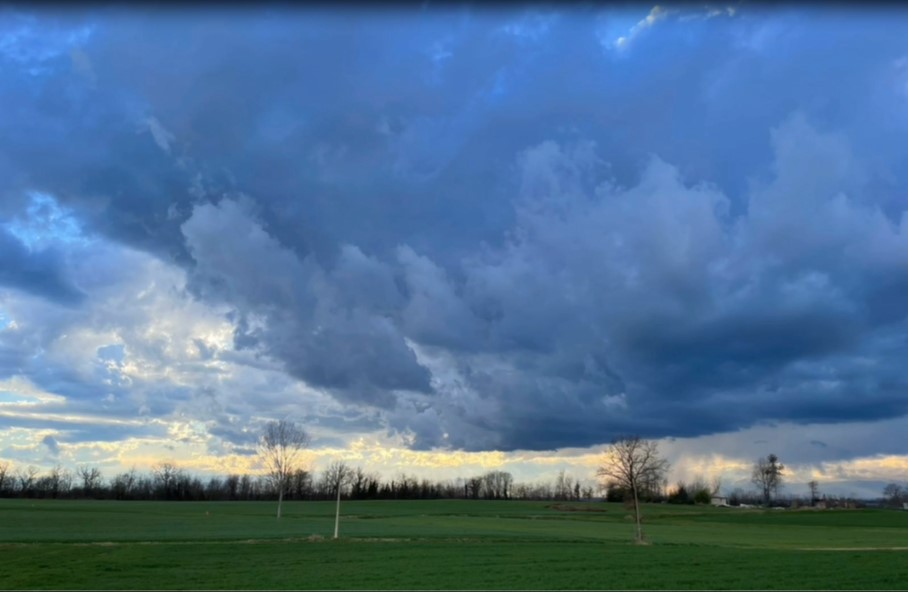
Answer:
[798, 546, 908, 551]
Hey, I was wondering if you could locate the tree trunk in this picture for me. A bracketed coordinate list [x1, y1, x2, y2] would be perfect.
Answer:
[333, 487, 341, 539]
[276, 485, 284, 519]
[632, 480, 643, 544]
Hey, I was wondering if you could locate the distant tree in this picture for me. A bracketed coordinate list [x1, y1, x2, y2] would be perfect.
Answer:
[350, 466, 379, 499]
[46, 465, 73, 498]
[597, 436, 670, 544]
[225, 474, 240, 500]
[692, 486, 711, 505]
[205, 477, 225, 500]
[16, 465, 39, 496]
[603, 479, 627, 503]
[466, 476, 483, 499]
[323, 461, 353, 539]
[882, 483, 904, 507]
[287, 468, 312, 500]
[667, 479, 710, 505]
[808, 480, 821, 506]
[554, 470, 569, 501]
[259, 420, 309, 518]
[481, 471, 514, 500]
[751, 454, 784, 505]
[112, 468, 137, 499]
[152, 462, 184, 500]
[688, 477, 712, 505]
[667, 481, 690, 505]
[78, 465, 103, 497]
[0, 460, 10, 495]
[238, 474, 254, 500]
[711, 477, 722, 497]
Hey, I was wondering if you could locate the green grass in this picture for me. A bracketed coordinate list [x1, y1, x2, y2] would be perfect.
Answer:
[1, 499, 906, 590]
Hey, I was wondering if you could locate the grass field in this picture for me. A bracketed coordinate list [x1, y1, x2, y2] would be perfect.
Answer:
[1, 498, 907, 590]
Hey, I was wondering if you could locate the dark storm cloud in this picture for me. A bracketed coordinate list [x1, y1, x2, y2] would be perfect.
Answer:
[180, 198, 433, 405]
[0, 227, 84, 304]
[3, 6, 908, 452]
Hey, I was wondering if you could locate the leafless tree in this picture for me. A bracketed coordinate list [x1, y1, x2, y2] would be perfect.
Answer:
[259, 420, 309, 519]
[711, 477, 723, 496]
[323, 461, 353, 539]
[0, 460, 10, 494]
[481, 471, 514, 500]
[16, 465, 39, 495]
[112, 468, 137, 499]
[287, 468, 311, 500]
[47, 465, 73, 498]
[882, 483, 904, 507]
[466, 476, 483, 499]
[554, 470, 572, 501]
[597, 436, 670, 544]
[808, 480, 821, 506]
[751, 454, 784, 505]
[152, 462, 184, 499]
[349, 466, 379, 498]
[78, 465, 103, 496]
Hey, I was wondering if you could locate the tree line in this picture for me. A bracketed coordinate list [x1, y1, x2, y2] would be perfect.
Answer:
[0, 422, 894, 521]
[0, 458, 597, 503]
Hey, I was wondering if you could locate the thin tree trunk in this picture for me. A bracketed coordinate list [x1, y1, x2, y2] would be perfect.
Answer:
[632, 480, 643, 543]
[333, 487, 341, 539]
[277, 485, 284, 519]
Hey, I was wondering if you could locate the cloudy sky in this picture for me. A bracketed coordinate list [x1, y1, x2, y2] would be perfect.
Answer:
[2, 4, 908, 498]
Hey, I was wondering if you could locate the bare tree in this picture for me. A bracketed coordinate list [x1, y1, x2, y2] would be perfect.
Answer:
[112, 468, 137, 499]
[0, 460, 10, 494]
[554, 470, 568, 500]
[259, 420, 309, 519]
[466, 476, 482, 499]
[711, 476, 723, 497]
[323, 461, 353, 539]
[481, 471, 514, 500]
[597, 436, 670, 544]
[47, 465, 73, 498]
[78, 465, 103, 497]
[152, 462, 184, 500]
[287, 468, 311, 500]
[349, 466, 378, 498]
[751, 454, 784, 505]
[808, 480, 821, 506]
[16, 465, 39, 496]
[882, 483, 904, 507]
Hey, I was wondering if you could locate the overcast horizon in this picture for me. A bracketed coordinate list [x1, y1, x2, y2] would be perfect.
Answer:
[1, 4, 908, 499]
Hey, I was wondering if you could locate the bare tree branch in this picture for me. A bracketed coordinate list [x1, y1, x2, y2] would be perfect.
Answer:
[597, 435, 670, 544]
[259, 420, 309, 519]
[751, 454, 784, 506]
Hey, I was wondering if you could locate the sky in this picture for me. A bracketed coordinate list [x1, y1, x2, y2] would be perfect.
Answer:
[1, 3, 908, 499]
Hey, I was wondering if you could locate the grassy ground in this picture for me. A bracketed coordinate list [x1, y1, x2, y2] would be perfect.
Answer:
[1, 498, 906, 590]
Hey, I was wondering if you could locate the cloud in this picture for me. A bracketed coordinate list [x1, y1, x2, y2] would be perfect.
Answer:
[1, 7, 908, 487]
[41, 434, 60, 456]
[145, 117, 175, 154]
[0, 226, 85, 304]
[180, 197, 432, 406]
[612, 5, 671, 50]
[381, 113, 908, 450]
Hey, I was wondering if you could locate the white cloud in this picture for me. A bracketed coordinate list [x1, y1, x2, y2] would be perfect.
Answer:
[605, 4, 738, 52]
[611, 5, 671, 51]
[145, 117, 176, 154]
